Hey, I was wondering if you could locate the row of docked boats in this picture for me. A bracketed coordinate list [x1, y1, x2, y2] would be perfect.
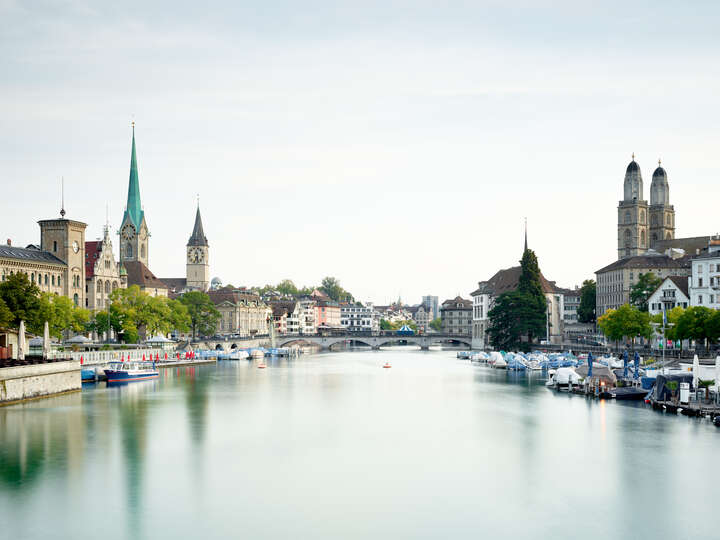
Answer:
[210, 347, 300, 361]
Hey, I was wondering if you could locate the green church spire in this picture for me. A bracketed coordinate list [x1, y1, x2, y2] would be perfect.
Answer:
[124, 122, 144, 228]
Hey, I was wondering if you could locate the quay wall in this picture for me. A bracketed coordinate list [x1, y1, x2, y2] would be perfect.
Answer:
[0, 361, 81, 405]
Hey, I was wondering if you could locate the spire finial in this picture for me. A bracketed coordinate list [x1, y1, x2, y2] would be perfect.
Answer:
[658, 158, 661, 166]
[524, 217, 528, 252]
[632, 152, 635, 161]
[60, 176, 66, 218]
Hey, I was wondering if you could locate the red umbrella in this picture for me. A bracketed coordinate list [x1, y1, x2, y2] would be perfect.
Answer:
[142, 354, 146, 361]
[164, 352, 168, 360]
[80, 356, 83, 365]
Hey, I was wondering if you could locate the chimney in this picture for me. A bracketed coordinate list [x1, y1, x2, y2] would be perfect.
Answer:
[6, 239, 10, 246]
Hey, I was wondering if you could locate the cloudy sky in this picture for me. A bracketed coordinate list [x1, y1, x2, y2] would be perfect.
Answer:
[2, 1, 719, 304]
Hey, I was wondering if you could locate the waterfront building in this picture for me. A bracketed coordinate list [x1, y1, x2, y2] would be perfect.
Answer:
[560, 288, 580, 324]
[440, 297, 472, 336]
[470, 266, 566, 348]
[315, 299, 341, 329]
[340, 304, 375, 332]
[118, 124, 168, 298]
[297, 297, 317, 334]
[411, 304, 432, 333]
[595, 253, 690, 316]
[689, 237, 720, 309]
[647, 276, 690, 316]
[421, 295, 439, 320]
[270, 300, 302, 334]
[84, 225, 127, 310]
[208, 288, 270, 336]
[0, 241, 66, 297]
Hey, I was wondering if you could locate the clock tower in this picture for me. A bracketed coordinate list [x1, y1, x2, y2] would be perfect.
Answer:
[186, 204, 209, 291]
[119, 123, 150, 267]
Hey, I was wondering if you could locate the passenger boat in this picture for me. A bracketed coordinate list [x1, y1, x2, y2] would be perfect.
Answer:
[81, 368, 97, 382]
[104, 361, 159, 383]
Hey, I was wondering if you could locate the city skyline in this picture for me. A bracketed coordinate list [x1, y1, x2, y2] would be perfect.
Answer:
[3, 1, 720, 304]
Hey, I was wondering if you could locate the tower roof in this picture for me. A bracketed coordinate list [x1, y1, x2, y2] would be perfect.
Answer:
[652, 165, 667, 179]
[188, 206, 208, 246]
[123, 124, 144, 229]
[626, 160, 640, 173]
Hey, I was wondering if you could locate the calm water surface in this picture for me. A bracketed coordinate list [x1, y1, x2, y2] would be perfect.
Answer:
[1, 348, 718, 539]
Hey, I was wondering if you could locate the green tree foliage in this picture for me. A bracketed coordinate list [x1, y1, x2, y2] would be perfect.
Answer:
[107, 286, 190, 343]
[674, 306, 717, 349]
[487, 249, 548, 350]
[429, 317, 442, 332]
[319, 276, 355, 303]
[650, 306, 685, 342]
[0, 273, 40, 327]
[0, 298, 12, 327]
[577, 279, 597, 323]
[179, 291, 221, 339]
[275, 280, 299, 297]
[597, 304, 652, 345]
[33, 293, 90, 338]
[630, 272, 663, 312]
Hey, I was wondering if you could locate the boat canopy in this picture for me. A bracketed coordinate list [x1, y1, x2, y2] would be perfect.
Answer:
[575, 363, 617, 385]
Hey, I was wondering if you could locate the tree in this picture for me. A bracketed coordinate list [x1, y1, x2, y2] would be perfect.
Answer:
[179, 291, 220, 339]
[319, 276, 355, 303]
[429, 317, 442, 332]
[0, 273, 40, 327]
[630, 272, 662, 312]
[107, 286, 190, 343]
[517, 249, 547, 344]
[675, 306, 716, 350]
[487, 290, 544, 352]
[275, 279, 299, 297]
[650, 306, 684, 344]
[577, 280, 596, 323]
[597, 304, 651, 348]
[0, 297, 13, 327]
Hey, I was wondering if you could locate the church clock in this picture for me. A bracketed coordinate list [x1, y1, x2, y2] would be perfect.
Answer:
[121, 224, 136, 241]
[188, 247, 204, 263]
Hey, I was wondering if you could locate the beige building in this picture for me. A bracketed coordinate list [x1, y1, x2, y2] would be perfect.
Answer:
[440, 297, 472, 336]
[0, 241, 66, 296]
[595, 253, 690, 316]
[85, 226, 127, 310]
[209, 288, 271, 336]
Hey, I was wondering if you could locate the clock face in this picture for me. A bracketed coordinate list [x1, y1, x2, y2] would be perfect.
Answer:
[72, 241, 79, 253]
[189, 248, 204, 263]
[121, 224, 135, 241]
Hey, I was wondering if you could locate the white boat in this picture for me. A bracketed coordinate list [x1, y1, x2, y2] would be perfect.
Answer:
[250, 349, 265, 359]
[494, 356, 507, 369]
[457, 351, 473, 359]
[227, 350, 250, 360]
[545, 367, 580, 390]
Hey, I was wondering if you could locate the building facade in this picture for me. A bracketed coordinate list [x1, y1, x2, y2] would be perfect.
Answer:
[421, 295, 439, 320]
[689, 238, 720, 309]
[595, 254, 690, 316]
[648, 276, 690, 316]
[209, 288, 271, 336]
[340, 304, 375, 332]
[85, 225, 127, 310]
[0, 242, 66, 296]
[37, 217, 88, 307]
[440, 297, 472, 336]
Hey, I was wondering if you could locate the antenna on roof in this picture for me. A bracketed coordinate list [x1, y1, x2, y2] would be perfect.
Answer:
[60, 177, 66, 218]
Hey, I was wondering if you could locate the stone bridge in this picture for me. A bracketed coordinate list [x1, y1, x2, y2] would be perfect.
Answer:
[275, 333, 472, 351]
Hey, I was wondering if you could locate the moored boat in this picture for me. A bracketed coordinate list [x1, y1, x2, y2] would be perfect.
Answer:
[104, 361, 159, 383]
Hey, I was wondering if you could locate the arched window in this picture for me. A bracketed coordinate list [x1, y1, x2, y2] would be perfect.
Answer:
[51, 275, 55, 286]
[624, 229, 631, 248]
[105, 281, 110, 294]
[31, 273, 35, 283]
[666, 214, 671, 226]
[57, 276, 61, 287]
[126, 243, 133, 258]
[53, 240, 57, 252]
[640, 210, 645, 223]
[73, 294, 79, 306]
[651, 214, 658, 226]
[45, 274, 48, 285]
[640, 230, 646, 247]
[112, 281, 118, 291]
[624, 211, 631, 224]
[652, 232, 658, 243]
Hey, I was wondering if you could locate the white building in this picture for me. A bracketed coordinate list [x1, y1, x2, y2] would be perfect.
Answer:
[689, 238, 720, 309]
[648, 276, 690, 316]
[340, 304, 376, 332]
[297, 297, 317, 335]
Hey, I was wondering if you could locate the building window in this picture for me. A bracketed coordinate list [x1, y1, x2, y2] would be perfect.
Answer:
[53, 240, 57, 252]
[699, 277, 704, 287]
[45, 274, 48, 285]
[698, 295, 703, 304]
[51, 275, 55, 286]
[57, 276, 61, 287]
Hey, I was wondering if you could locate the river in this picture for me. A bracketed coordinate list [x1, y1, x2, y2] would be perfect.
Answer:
[1, 347, 718, 539]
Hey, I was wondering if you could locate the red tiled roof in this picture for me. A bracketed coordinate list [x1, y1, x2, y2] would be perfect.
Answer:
[85, 241, 102, 279]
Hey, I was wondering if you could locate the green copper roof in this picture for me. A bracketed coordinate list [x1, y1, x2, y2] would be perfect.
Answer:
[124, 126, 144, 228]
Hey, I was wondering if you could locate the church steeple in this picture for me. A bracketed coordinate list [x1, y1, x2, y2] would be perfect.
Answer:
[124, 122, 144, 228]
[187, 204, 208, 247]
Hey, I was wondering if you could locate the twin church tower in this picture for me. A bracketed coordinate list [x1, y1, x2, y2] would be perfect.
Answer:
[118, 124, 210, 291]
[617, 155, 675, 259]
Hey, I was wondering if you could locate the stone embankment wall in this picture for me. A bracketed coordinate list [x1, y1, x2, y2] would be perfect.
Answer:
[0, 360, 81, 405]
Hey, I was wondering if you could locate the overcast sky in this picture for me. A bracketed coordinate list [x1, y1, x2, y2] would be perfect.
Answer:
[2, 1, 720, 304]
